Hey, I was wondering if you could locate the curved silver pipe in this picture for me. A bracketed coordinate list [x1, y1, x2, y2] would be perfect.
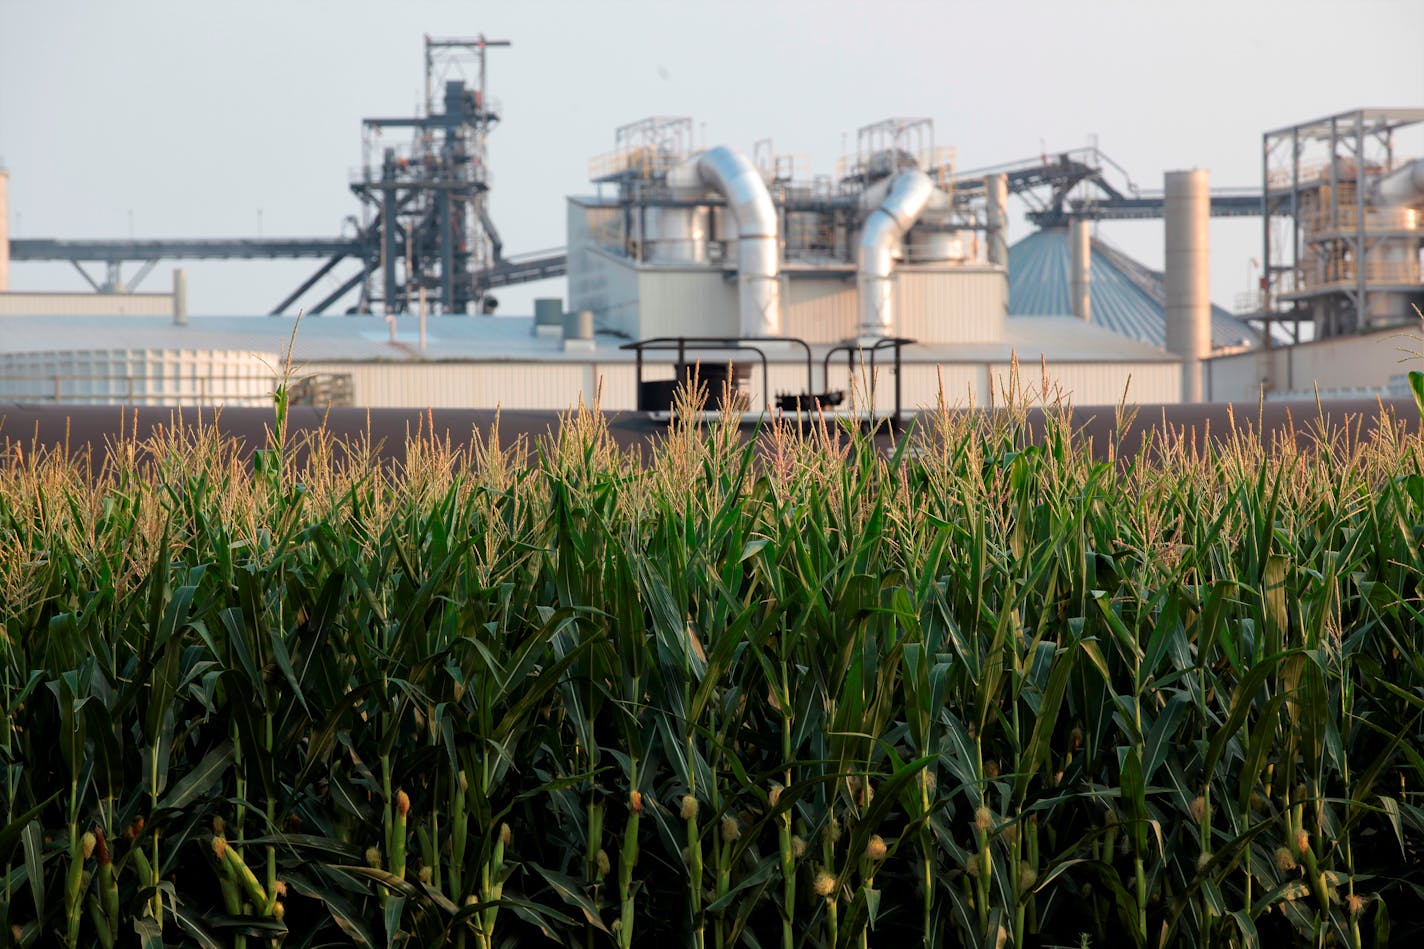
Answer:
[1377, 158, 1424, 206]
[857, 169, 935, 338]
[676, 146, 781, 337]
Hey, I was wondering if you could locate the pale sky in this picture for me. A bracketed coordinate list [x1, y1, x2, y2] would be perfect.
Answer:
[2, 0, 1422, 317]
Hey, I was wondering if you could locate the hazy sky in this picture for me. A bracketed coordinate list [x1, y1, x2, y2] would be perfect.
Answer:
[3, 0, 1422, 317]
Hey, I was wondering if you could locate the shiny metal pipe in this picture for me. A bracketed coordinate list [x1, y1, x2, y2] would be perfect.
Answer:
[690, 147, 782, 336]
[857, 170, 935, 338]
[1376, 158, 1424, 207]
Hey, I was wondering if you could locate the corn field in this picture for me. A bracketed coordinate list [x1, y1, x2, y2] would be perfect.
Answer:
[4, 381, 1424, 948]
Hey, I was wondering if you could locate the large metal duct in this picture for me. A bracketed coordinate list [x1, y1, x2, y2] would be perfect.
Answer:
[1070, 216, 1092, 322]
[1164, 170, 1211, 403]
[668, 146, 781, 336]
[857, 169, 935, 339]
[0, 168, 9, 292]
[1376, 158, 1424, 207]
[986, 173, 1008, 267]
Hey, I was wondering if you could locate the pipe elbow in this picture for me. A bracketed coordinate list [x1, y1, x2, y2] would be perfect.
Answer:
[856, 170, 935, 337]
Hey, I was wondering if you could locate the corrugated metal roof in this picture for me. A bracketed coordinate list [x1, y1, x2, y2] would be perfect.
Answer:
[1007, 228, 1259, 351]
[0, 313, 1172, 366]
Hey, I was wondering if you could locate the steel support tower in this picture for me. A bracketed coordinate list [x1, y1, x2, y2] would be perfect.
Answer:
[1259, 108, 1424, 340]
[352, 34, 511, 314]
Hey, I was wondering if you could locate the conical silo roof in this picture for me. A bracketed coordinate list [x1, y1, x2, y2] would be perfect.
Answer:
[1007, 227, 1259, 351]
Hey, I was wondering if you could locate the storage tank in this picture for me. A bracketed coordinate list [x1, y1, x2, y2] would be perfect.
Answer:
[1164, 170, 1210, 403]
[646, 205, 709, 263]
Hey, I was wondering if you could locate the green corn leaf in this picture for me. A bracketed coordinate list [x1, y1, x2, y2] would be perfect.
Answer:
[529, 863, 612, 932]
[22, 820, 45, 925]
[157, 741, 234, 812]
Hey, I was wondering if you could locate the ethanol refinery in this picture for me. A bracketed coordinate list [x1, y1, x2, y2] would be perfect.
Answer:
[1, 36, 1422, 414]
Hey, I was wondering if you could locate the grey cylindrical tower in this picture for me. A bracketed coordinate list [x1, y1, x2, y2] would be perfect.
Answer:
[1069, 216, 1091, 322]
[173, 268, 188, 326]
[1164, 169, 1211, 403]
[986, 173, 1008, 267]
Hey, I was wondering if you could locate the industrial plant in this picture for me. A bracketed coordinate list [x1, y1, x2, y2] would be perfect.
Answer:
[0, 37, 1421, 412]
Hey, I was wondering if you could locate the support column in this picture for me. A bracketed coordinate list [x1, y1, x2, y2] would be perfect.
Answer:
[381, 148, 399, 314]
[0, 167, 9, 292]
[438, 190, 454, 313]
[1165, 169, 1211, 403]
[172, 268, 188, 326]
[986, 173, 1008, 267]
[1069, 216, 1091, 321]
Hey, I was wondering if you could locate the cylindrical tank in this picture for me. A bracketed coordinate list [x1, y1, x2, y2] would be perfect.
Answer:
[646, 206, 708, 263]
[1070, 216, 1092, 322]
[563, 309, 596, 352]
[905, 227, 964, 262]
[1164, 170, 1211, 403]
[1365, 237, 1418, 327]
[563, 308, 594, 339]
[0, 167, 9, 292]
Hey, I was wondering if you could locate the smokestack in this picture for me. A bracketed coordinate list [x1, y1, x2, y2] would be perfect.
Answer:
[1164, 169, 1211, 403]
[0, 167, 9, 292]
[1069, 216, 1091, 321]
[986, 173, 1008, 267]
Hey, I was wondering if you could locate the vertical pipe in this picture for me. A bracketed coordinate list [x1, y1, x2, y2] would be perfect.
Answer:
[986, 173, 1008, 267]
[0, 167, 9, 292]
[381, 149, 399, 314]
[1165, 170, 1211, 403]
[1260, 131, 1274, 392]
[172, 268, 188, 326]
[693, 147, 782, 337]
[1069, 216, 1091, 321]
[857, 170, 935, 339]
[1354, 112, 1367, 327]
[438, 190, 454, 313]
[419, 285, 427, 353]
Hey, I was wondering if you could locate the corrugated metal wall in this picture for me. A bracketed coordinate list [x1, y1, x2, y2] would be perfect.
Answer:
[315, 356, 1180, 412]
[323, 361, 637, 410]
[636, 270, 738, 338]
[1207, 326, 1424, 402]
[895, 268, 1007, 343]
[572, 249, 641, 337]
[0, 292, 176, 317]
[568, 199, 643, 337]
[783, 278, 857, 342]
[1001, 361, 1179, 407]
[0, 348, 276, 405]
[1204, 351, 1268, 402]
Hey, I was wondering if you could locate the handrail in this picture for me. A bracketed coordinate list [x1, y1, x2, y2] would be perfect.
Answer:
[821, 337, 916, 426]
[619, 335, 916, 426]
[620, 336, 816, 415]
